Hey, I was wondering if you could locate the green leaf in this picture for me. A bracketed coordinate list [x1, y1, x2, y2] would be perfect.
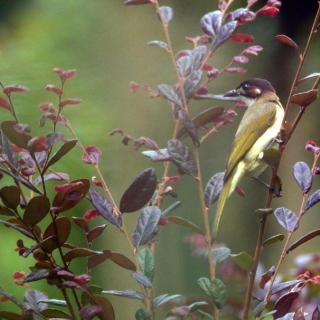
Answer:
[44, 139, 77, 171]
[231, 252, 254, 271]
[138, 248, 155, 281]
[197, 277, 227, 309]
[135, 308, 150, 320]
[263, 234, 285, 246]
[168, 216, 203, 234]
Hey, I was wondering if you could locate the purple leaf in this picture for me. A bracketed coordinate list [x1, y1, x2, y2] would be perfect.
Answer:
[287, 229, 320, 253]
[120, 168, 157, 213]
[102, 290, 145, 301]
[293, 162, 312, 193]
[142, 148, 172, 162]
[305, 189, 320, 211]
[158, 84, 182, 107]
[89, 188, 122, 227]
[274, 292, 299, 319]
[177, 109, 199, 146]
[274, 207, 298, 231]
[158, 6, 173, 24]
[167, 139, 197, 176]
[200, 11, 223, 37]
[227, 8, 256, 22]
[204, 172, 224, 207]
[176, 55, 193, 77]
[184, 70, 203, 99]
[132, 272, 152, 288]
[132, 206, 161, 247]
[147, 40, 169, 51]
[312, 306, 320, 320]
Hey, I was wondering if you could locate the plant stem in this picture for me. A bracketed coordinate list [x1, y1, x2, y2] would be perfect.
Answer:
[241, 5, 320, 318]
[263, 154, 319, 304]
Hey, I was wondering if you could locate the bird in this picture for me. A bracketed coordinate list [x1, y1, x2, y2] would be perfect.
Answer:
[213, 78, 284, 234]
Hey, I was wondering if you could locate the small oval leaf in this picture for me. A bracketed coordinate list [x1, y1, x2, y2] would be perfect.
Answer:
[120, 168, 157, 213]
[204, 172, 224, 207]
[290, 89, 318, 107]
[293, 161, 312, 193]
[0, 186, 20, 209]
[132, 206, 161, 248]
[305, 189, 320, 211]
[274, 207, 298, 232]
[23, 196, 50, 227]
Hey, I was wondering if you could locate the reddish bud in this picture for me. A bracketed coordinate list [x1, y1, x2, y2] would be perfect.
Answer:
[0, 96, 11, 111]
[243, 45, 263, 56]
[201, 64, 214, 72]
[53, 68, 77, 81]
[196, 86, 209, 95]
[257, 6, 279, 17]
[207, 68, 220, 80]
[233, 55, 249, 64]
[313, 167, 320, 175]
[27, 136, 49, 152]
[267, 0, 281, 7]
[74, 274, 91, 286]
[305, 140, 320, 155]
[46, 84, 62, 96]
[236, 186, 246, 197]
[92, 176, 103, 188]
[82, 145, 102, 165]
[60, 98, 81, 108]
[230, 33, 255, 43]
[129, 81, 140, 93]
[3, 84, 29, 95]
[39, 102, 56, 112]
[55, 181, 84, 194]
[158, 216, 169, 226]
[83, 209, 101, 221]
[175, 50, 190, 60]
[162, 175, 181, 183]
[0, 289, 9, 303]
[13, 271, 25, 280]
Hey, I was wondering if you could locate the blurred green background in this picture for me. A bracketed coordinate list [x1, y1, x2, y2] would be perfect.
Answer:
[0, 0, 319, 318]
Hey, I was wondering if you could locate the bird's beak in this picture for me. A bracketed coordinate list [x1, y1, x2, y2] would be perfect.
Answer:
[222, 88, 242, 101]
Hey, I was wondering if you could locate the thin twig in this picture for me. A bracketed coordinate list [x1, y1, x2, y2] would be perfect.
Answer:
[241, 4, 320, 318]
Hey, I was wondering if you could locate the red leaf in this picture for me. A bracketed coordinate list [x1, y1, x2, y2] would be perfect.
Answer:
[46, 84, 62, 96]
[275, 34, 299, 51]
[39, 102, 55, 112]
[243, 45, 263, 56]
[86, 224, 107, 242]
[233, 55, 249, 64]
[230, 33, 255, 43]
[225, 67, 247, 74]
[82, 145, 102, 165]
[290, 89, 318, 107]
[27, 136, 49, 152]
[257, 6, 279, 17]
[60, 98, 81, 108]
[53, 68, 77, 81]
[0, 96, 11, 111]
[83, 209, 101, 221]
[3, 85, 29, 95]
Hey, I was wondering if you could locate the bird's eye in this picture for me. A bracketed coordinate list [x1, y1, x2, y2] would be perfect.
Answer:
[243, 83, 249, 89]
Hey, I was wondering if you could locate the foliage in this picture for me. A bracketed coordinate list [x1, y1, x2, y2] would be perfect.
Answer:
[0, 0, 320, 320]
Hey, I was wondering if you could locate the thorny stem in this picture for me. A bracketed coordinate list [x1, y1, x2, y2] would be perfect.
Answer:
[241, 5, 320, 319]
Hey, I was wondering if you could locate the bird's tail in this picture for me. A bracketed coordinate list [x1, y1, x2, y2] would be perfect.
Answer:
[214, 165, 245, 236]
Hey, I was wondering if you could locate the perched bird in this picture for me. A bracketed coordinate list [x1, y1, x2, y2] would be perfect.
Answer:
[214, 78, 284, 234]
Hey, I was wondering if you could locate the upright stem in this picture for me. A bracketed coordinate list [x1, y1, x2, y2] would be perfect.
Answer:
[241, 5, 320, 318]
[263, 154, 319, 304]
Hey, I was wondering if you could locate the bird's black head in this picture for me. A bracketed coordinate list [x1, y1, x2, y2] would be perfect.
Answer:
[223, 78, 276, 104]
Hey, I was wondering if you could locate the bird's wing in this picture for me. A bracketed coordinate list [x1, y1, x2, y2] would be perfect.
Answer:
[224, 102, 277, 181]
